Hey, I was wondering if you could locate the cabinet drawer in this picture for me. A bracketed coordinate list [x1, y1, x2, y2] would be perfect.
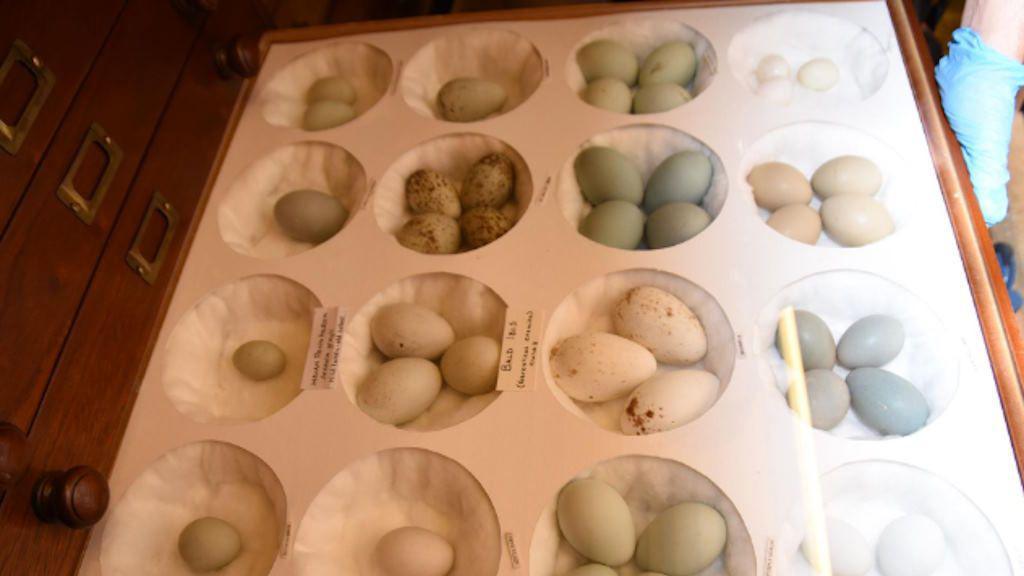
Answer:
[0, 0, 264, 573]
[0, 0, 125, 230]
[0, 0, 202, 433]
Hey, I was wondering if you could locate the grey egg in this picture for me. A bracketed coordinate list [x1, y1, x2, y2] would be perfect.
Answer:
[437, 77, 507, 122]
[847, 367, 929, 435]
[178, 517, 242, 573]
[638, 41, 697, 87]
[795, 369, 850, 430]
[574, 146, 644, 206]
[302, 100, 355, 130]
[579, 201, 645, 249]
[232, 340, 287, 382]
[274, 189, 348, 244]
[582, 77, 632, 113]
[632, 83, 692, 114]
[645, 202, 710, 249]
[644, 151, 713, 212]
[577, 39, 639, 85]
[775, 309, 836, 370]
[838, 315, 905, 368]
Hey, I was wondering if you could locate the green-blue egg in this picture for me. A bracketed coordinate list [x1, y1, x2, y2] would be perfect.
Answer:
[644, 151, 713, 212]
[574, 146, 644, 205]
[638, 41, 697, 87]
[579, 201, 645, 250]
[633, 83, 691, 114]
[645, 202, 710, 249]
[847, 367, 929, 435]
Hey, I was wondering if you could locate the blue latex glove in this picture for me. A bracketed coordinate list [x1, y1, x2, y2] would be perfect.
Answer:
[936, 28, 1024, 225]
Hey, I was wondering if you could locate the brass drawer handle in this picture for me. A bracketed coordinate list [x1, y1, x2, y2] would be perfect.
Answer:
[0, 40, 56, 155]
[57, 123, 123, 225]
[126, 192, 179, 285]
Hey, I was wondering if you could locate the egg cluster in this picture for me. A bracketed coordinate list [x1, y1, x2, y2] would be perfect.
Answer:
[551, 286, 718, 435]
[749, 155, 894, 247]
[356, 302, 501, 425]
[302, 76, 360, 130]
[802, 515, 946, 576]
[575, 147, 714, 250]
[557, 477, 728, 576]
[754, 53, 839, 103]
[577, 39, 699, 114]
[777, 310, 929, 435]
[397, 152, 518, 254]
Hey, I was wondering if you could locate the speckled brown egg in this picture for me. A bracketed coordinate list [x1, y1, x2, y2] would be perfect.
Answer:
[406, 169, 461, 218]
[396, 214, 460, 254]
[460, 153, 515, 209]
[460, 207, 512, 248]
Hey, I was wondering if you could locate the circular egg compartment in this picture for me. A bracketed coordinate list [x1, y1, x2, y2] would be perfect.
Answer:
[259, 41, 393, 130]
[374, 133, 532, 255]
[218, 142, 367, 259]
[727, 10, 889, 104]
[555, 124, 727, 251]
[163, 274, 320, 423]
[542, 268, 735, 435]
[293, 447, 501, 576]
[567, 19, 717, 114]
[400, 28, 543, 123]
[100, 441, 287, 576]
[530, 454, 755, 576]
[755, 270, 962, 440]
[741, 122, 911, 248]
[339, 272, 506, 431]
[776, 460, 1011, 575]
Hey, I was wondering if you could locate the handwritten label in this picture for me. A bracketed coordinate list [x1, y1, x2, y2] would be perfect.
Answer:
[543, 58, 550, 78]
[279, 521, 293, 558]
[504, 532, 521, 569]
[736, 333, 747, 358]
[537, 175, 552, 204]
[764, 538, 775, 576]
[497, 308, 544, 391]
[301, 306, 346, 390]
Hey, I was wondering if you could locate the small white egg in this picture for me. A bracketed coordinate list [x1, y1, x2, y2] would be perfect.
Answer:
[877, 515, 946, 576]
[375, 526, 454, 576]
[798, 58, 839, 91]
[756, 54, 791, 82]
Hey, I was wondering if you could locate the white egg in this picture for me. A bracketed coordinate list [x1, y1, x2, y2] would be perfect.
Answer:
[371, 303, 455, 359]
[357, 358, 442, 425]
[758, 77, 793, 104]
[877, 515, 946, 576]
[375, 526, 454, 576]
[756, 54, 791, 82]
[798, 58, 839, 91]
[621, 370, 719, 435]
[612, 286, 707, 365]
[801, 517, 871, 576]
[550, 332, 656, 402]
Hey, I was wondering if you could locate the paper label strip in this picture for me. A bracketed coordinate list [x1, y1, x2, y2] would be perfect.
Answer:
[301, 306, 346, 390]
[497, 308, 544, 391]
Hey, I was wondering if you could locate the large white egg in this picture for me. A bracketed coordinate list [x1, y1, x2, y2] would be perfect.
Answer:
[375, 526, 454, 576]
[812, 155, 883, 198]
[877, 515, 946, 576]
[612, 286, 707, 365]
[797, 58, 839, 91]
[356, 358, 442, 425]
[820, 194, 895, 247]
[621, 370, 719, 435]
[371, 303, 455, 359]
[801, 517, 871, 576]
[550, 332, 656, 402]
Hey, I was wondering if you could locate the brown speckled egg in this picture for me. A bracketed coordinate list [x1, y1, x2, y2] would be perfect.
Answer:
[396, 214, 460, 254]
[460, 207, 512, 248]
[406, 170, 461, 218]
[461, 153, 515, 209]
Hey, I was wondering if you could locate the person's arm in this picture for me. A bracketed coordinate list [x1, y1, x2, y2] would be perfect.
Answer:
[935, 2, 1024, 225]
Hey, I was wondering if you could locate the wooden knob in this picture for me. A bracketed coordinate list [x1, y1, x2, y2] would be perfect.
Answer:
[214, 35, 261, 79]
[32, 466, 109, 529]
[0, 422, 29, 488]
[172, 0, 218, 15]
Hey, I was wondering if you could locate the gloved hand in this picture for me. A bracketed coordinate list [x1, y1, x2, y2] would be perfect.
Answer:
[935, 28, 1024, 225]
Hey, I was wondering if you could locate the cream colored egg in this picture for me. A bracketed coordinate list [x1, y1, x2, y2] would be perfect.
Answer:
[375, 526, 454, 576]
[440, 335, 500, 395]
[371, 302, 455, 359]
[550, 332, 657, 402]
[767, 204, 822, 245]
[613, 286, 707, 365]
[820, 194, 895, 246]
[557, 478, 636, 566]
[437, 77, 507, 122]
[306, 76, 356, 104]
[178, 517, 242, 573]
[621, 370, 720, 435]
[357, 358, 442, 425]
[302, 100, 355, 130]
[636, 502, 727, 576]
[756, 54, 790, 82]
[798, 58, 839, 91]
[397, 213, 461, 254]
[406, 170, 461, 219]
[747, 162, 812, 210]
[812, 155, 883, 198]
[232, 340, 287, 382]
